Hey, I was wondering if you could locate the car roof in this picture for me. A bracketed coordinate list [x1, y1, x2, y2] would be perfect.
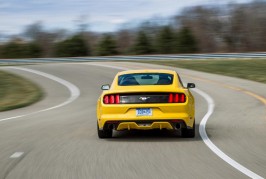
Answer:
[117, 69, 177, 76]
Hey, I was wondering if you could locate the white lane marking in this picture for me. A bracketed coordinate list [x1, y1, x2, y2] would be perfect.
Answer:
[193, 88, 263, 179]
[0, 67, 80, 122]
[10, 152, 24, 158]
[87, 63, 264, 179]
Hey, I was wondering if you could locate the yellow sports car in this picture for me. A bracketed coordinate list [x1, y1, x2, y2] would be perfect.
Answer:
[97, 69, 195, 138]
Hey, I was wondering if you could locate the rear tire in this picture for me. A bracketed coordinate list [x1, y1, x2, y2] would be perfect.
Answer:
[181, 120, 195, 138]
[97, 122, 113, 138]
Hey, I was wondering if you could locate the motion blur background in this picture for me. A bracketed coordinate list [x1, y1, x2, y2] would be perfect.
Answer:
[0, 0, 266, 58]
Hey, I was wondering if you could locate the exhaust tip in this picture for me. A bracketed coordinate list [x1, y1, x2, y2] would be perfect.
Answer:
[175, 123, 181, 129]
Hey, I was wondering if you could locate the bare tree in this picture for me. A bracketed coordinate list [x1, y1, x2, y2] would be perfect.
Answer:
[177, 6, 224, 53]
[227, 1, 266, 52]
[23, 22, 68, 57]
[116, 29, 135, 54]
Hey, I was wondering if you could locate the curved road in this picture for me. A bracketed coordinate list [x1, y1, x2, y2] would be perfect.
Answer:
[0, 62, 265, 179]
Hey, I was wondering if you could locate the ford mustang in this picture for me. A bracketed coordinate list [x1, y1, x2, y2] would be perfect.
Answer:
[97, 69, 195, 138]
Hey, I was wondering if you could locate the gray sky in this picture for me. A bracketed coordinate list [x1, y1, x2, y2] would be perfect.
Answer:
[0, 0, 251, 35]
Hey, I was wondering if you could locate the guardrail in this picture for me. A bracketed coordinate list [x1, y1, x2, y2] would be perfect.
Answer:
[1, 52, 266, 64]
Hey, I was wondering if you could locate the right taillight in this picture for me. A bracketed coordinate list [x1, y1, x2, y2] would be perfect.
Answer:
[103, 94, 120, 104]
[168, 93, 186, 103]
[168, 93, 173, 103]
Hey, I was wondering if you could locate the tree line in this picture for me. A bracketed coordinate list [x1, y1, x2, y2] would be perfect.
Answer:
[0, 1, 265, 58]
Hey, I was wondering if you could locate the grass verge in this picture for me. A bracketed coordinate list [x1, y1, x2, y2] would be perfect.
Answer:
[140, 59, 266, 83]
[0, 70, 43, 111]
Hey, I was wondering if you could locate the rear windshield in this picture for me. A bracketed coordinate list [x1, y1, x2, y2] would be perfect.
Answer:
[118, 73, 173, 86]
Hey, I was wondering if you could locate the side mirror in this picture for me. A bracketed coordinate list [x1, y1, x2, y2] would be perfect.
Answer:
[101, 84, 110, 90]
[187, 83, 195, 88]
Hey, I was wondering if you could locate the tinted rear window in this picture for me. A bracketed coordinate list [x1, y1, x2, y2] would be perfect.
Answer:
[118, 73, 173, 86]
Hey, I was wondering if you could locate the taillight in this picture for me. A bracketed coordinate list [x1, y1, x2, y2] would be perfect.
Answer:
[110, 95, 115, 104]
[180, 93, 185, 103]
[103, 94, 120, 104]
[168, 93, 186, 103]
[174, 93, 179, 103]
[104, 95, 109, 104]
[168, 93, 173, 103]
[115, 94, 120, 104]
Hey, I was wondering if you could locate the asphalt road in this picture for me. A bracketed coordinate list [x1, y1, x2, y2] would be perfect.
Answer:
[0, 62, 265, 179]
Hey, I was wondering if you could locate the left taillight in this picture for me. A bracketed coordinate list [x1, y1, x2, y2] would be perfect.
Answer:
[103, 94, 120, 104]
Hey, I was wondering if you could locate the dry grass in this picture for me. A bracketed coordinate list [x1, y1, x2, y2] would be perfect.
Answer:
[0, 70, 43, 111]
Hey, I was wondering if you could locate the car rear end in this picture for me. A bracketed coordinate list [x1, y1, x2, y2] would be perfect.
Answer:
[97, 70, 195, 138]
[98, 87, 194, 131]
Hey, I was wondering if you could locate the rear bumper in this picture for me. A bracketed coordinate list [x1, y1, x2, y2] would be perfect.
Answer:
[101, 120, 188, 131]
[118, 121, 173, 130]
[98, 103, 194, 129]
[99, 112, 193, 129]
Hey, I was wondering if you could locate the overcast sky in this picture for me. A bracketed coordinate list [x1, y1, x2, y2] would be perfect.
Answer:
[0, 0, 251, 35]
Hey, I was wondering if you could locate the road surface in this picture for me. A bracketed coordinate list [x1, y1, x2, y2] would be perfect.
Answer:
[0, 62, 265, 179]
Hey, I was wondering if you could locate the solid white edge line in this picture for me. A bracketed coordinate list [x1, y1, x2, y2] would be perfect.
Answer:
[87, 63, 263, 179]
[0, 67, 80, 122]
[10, 152, 24, 159]
[193, 88, 263, 179]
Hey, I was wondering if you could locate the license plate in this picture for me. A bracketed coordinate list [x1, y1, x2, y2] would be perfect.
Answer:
[136, 108, 152, 116]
